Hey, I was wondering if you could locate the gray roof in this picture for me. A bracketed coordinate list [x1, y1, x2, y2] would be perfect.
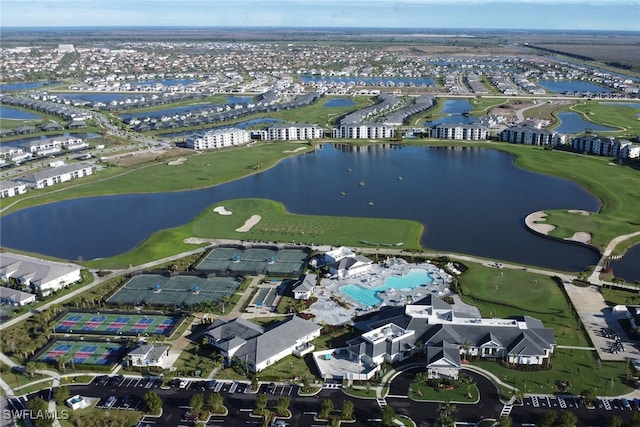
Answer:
[208, 315, 321, 369]
[0, 286, 35, 304]
[0, 252, 81, 289]
[17, 163, 92, 184]
[293, 273, 316, 293]
[129, 344, 169, 361]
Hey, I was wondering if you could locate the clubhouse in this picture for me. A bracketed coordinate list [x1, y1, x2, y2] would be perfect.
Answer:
[313, 295, 556, 381]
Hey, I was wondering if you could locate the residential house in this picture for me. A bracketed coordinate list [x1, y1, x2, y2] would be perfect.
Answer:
[0, 180, 27, 198]
[16, 163, 93, 189]
[0, 286, 37, 306]
[0, 252, 82, 296]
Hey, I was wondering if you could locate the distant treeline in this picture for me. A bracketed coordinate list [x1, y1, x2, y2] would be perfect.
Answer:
[527, 44, 594, 62]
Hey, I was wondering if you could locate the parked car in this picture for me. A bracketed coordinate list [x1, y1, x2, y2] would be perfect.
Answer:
[104, 396, 117, 409]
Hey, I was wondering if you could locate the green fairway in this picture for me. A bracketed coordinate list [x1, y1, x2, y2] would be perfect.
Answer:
[457, 262, 587, 347]
[570, 100, 640, 137]
[85, 198, 423, 269]
[487, 143, 640, 254]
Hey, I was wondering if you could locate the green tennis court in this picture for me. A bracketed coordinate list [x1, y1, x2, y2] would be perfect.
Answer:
[34, 340, 126, 366]
[195, 246, 310, 276]
[54, 311, 182, 337]
[106, 274, 243, 307]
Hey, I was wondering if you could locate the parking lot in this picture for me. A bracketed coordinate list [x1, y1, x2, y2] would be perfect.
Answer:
[95, 394, 144, 411]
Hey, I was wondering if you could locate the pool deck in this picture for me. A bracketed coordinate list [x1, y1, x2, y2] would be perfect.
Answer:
[308, 259, 456, 325]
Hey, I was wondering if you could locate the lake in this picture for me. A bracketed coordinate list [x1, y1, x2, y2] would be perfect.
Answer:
[423, 99, 476, 127]
[0, 145, 604, 274]
[610, 245, 640, 284]
[537, 80, 612, 94]
[0, 81, 57, 91]
[323, 98, 355, 108]
[554, 112, 616, 134]
[0, 106, 42, 120]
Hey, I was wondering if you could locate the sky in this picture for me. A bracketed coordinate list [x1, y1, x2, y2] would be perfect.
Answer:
[1, 0, 639, 31]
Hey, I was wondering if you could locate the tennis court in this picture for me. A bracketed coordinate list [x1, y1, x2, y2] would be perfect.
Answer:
[106, 274, 243, 307]
[196, 246, 309, 276]
[34, 340, 126, 366]
[54, 311, 182, 337]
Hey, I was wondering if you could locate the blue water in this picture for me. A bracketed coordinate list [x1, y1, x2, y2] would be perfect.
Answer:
[554, 112, 616, 134]
[323, 98, 355, 108]
[610, 245, 640, 284]
[537, 80, 612, 94]
[599, 102, 640, 109]
[0, 106, 42, 120]
[423, 99, 476, 127]
[0, 81, 56, 91]
[299, 76, 435, 86]
[341, 269, 434, 307]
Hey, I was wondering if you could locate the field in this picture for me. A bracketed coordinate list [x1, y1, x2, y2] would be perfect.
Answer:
[54, 311, 182, 337]
[457, 262, 586, 347]
[34, 340, 126, 366]
[489, 143, 640, 254]
[458, 262, 633, 395]
[85, 198, 423, 269]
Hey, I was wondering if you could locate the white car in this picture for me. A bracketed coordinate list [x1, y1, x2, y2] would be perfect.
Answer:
[178, 379, 188, 389]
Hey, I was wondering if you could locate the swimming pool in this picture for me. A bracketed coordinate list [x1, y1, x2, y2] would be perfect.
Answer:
[340, 268, 434, 307]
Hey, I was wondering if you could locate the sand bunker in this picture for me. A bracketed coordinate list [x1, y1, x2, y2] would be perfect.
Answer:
[567, 232, 592, 244]
[235, 215, 262, 232]
[213, 206, 233, 215]
[524, 211, 555, 234]
[283, 146, 308, 153]
[167, 157, 187, 166]
[568, 209, 591, 216]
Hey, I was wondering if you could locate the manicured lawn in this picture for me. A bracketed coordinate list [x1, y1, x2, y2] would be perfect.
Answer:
[600, 286, 640, 307]
[571, 100, 640, 137]
[409, 381, 479, 403]
[457, 262, 587, 347]
[472, 347, 633, 397]
[469, 97, 509, 115]
[85, 198, 423, 269]
[485, 143, 640, 254]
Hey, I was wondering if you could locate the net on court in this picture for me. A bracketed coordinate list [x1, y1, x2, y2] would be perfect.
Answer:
[106, 274, 242, 307]
[54, 311, 182, 337]
[195, 246, 309, 276]
[34, 340, 126, 366]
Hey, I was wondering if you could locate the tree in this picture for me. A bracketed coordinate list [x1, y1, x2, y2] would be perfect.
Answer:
[497, 416, 513, 427]
[319, 398, 334, 419]
[630, 411, 640, 427]
[540, 410, 557, 427]
[608, 416, 623, 427]
[438, 399, 456, 419]
[25, 397, 50, 427]
[580, 388, 597, 407]
[341, 400, 354, 420]
[190, 392, 204, 413]
[255, 393, 268, 413]
[276, 397, 290, 416]
[54, 385, 70, 406]
[144, 391, 163, 415]
[558, 410, 578, 427]
[207, 393, 224, 413]
[381, 405, 396, 427]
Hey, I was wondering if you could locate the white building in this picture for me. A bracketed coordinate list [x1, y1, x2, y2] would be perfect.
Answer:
[323, 247, 373, 278]
[292, 273, 316, 300]
[0, 252, 82, 296]
[500, 125, 564, 146]
[19, 136, 85, 156]
[204, 315, 321, 372]
[185, 128, 251, 150]
[572, 136, 639, 158]
[0, 180, 28, 198]
[16, 163, 93, 189]
[313, 295, 556, 381]
[432, 123, 488, 140]
[0, 286, 37, 306]
[128, 344, 170, 367]
[260, 123, 324, 141]
[332, 123, 396, 139]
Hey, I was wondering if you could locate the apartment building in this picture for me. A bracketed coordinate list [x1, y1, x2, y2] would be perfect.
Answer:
[185, 127, 251, 150]
[259, 123, 324, 141]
